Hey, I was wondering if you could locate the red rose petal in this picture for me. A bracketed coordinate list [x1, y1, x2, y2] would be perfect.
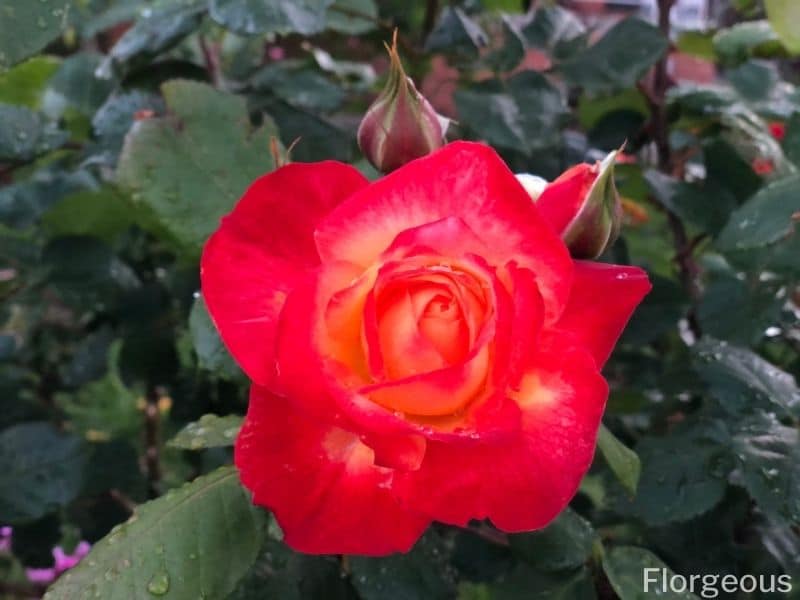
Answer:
[314, 141, 573, 324]
[201, 161, 367, 385]
[235, 386, 430, 555]
[554, 261, 652, 368]
[535, 162, 595, 235]
[394, 335, 607, 531]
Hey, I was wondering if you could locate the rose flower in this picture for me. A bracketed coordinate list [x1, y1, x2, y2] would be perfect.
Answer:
[201, 142, 650, 555]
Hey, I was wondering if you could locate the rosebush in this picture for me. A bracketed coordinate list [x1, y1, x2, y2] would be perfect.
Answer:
[0, 0, 799, 599]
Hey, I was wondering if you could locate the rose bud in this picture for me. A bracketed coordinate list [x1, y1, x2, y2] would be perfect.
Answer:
[532, 151, 622, 259]
[357, 32, 447, 173]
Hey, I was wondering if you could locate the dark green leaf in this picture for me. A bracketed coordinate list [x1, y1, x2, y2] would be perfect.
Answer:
[209, 0, 332, 35]
[259, 97, 352, 162]
[57, 341, 139, 440]
[97, 1, 206, 78]
[558, 19, 668, 94]
[522, 5, 586, 58]
[783, 111, 800, 166]
[168, 414, 243, 450]
[425, 7, 488, 57]
[0, 0, 72, 70]
[117, 80, 276, 254]
[509, 508, 595, 571]
[732, 412, 800, 526]
[694, 338, 800, 419]
[0, 104, 67, 160]
[44, 53, 114, 117]
[455, 71, 565, 156]
[716, 173, 800, 250]
[327, 0, 377, 35]
[0, 422, 88, 523]
[611, 423, 731, 526]
[44, 467, 266, 599]
[697, 273, 784, 345]
[189, 296, 241, 379]
[602, 546, 698, 599]
[349, 532, 454, 600]
[251, 64, 345, 112]
[486, 565, 597, 600]
[230, 538, 353, 600]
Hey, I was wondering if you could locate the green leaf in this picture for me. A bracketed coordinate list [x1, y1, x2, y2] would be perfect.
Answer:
[43, 52, 114, 118]
[117, 80, 276, 254]
[0, 168, 92, 229]
[765, 0, 800, 55]
[251, 64, 345, 113]
[349, 532, 454, 600]
[257, 97, 352, 162]
[697, 273, 784, 345]
[783, 111, 800, 166]
[327, 0, 377, 35]
[42, 188, 139, 242]
[713, 20, 784, 64]
[509, 508, 595, 571]
[0, 0, 72, 71]
[486, 16, 527, 73]
[425, 7, 488, 58]
[0, 56, 60, 107]
[694, 338, 800, 419]
[56, 341, 139, 441]
[209, 0, 333, 35]
[557, 18, 668, 94]
[597, 424, 640, 496]
[230, 538, 352, 600]
[485, 565, 597, 600]
[611, 423, 731, 526]
[0, 422, 88, 523]
[716, 174, 800, 251]
[168, 414, 243, 450]
[97, 1, 206, 78]
[43, 236, 140, 307]
[189, 296, 241, 379]
[0, 104, 67, 161]
[455, 71, 565, 156]
[91, 90, 164, 165]
[602, 546, 698, 599]
[44, 466, 266, 599]
[522, 5, 586, 58]
[732, 412, 800, 526]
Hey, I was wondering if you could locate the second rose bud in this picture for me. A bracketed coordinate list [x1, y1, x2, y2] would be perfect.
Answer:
[517, 151, 623, 260]
[358, 33, 448, 173]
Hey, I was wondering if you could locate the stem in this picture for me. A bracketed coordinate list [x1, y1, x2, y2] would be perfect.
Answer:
[144, 385, 162, 497]
[198, 36, 221, 88]
[647, 0, 703, 339]
[467, 523, 510, 546]
[422, 0, 441, 40]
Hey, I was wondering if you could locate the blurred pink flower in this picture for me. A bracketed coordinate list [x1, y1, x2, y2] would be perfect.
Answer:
[0, 526, 11, 552]
[25, 540, 91, 586]
[25, 567, 57, 585]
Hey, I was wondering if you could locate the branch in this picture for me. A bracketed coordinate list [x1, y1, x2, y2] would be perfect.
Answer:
[144, 385, 162, 497]
[646, 0, 703, 339]
[468, 523, 510, 546]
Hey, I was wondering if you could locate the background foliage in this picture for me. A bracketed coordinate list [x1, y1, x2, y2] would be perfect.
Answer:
[1, 0, 799, 598]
